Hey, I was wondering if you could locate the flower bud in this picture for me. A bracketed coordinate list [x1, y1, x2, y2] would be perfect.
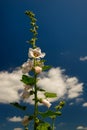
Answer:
[40, 99, 51, 108]
[34, 66, 42, 74]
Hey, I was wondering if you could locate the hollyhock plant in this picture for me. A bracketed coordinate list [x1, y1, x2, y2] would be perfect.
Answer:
[11, 10, 65, 130]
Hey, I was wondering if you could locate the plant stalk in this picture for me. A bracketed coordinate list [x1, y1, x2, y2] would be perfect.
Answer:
[52, 118, 55, 130]
[34, 60, 38, 130]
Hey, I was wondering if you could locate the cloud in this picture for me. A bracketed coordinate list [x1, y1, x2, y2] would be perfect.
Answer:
[80, 56, 87, 61]
[0, 69, 23, 103]
[7, 116, 22, 122]
[14, 128, 23, 130]
[58, 122, 66, 126]
[0, 67, 84, 104]
[76, 126, 87, 130]
[38, 67, 83, 102]
[82, 102, 87, 107]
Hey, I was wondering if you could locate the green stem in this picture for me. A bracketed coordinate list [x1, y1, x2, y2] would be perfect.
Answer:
[25, 126, 28, 130]
[52, 118, 55, 130]
[34, 59, 38, 130]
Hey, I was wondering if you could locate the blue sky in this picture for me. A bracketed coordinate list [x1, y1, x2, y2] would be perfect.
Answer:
[0, 0, 87, 130]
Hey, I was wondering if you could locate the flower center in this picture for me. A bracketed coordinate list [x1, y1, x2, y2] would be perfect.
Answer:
[33, 51, 40, 57]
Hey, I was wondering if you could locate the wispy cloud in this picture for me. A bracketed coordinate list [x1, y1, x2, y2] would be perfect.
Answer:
[58, 122, 66, 126]
[14, 128, 23, 130]
[7, 116, 22, 122]
[0, 67, 84, 104]
[76, 126, 87, 130]
[82, 102, 87, 107]
[80, 56, 87, 61]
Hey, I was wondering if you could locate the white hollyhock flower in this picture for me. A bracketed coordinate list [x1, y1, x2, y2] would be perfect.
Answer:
[22, 59, 33, 74]
[22, 116, 29, 126]
[28, 47, 45, 59]
[34, 66, 42, 74]
[41, 99, 51, 108]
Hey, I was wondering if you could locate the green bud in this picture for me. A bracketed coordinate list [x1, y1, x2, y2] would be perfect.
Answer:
[25, 10, 35, 17]
[30, 22, 36, 26]
[59, 101, 65, 107]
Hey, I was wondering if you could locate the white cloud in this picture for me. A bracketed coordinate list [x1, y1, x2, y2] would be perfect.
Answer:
[38, 67, 83, 102]
[14, 128, 23, 130]
[58, 122, 66, 126]
[76, 126, 87, 130]
[82, 102, 87, 107]
[69, 98, 84, 106]
[7, 116, 22, 122]
[80, 56, 87, 61]
[69, 102, 74, 106]
[0, 67, 84, 104]
[0, 69, 23, 103]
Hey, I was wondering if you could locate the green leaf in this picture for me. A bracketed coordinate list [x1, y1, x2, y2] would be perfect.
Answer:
[10, 102, 26, 111]
[44, 92, 57, 98]
[40, 59, 46, 63]
[36, 122, 52, 130]
[21, 75, 35, 85]
[42, 65, 52, 71]
[39, 110, 61, 118]
[37, 87, 45, 92]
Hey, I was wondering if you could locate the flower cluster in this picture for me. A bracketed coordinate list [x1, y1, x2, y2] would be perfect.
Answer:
[22, 47, 45, 74]
[21, 46, 52, 107]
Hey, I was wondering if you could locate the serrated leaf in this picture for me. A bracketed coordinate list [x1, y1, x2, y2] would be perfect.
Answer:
[42, 65, 52, 71]
[21, 75, 35, 85]
[10, 102, 26, 111]
[39, 110, 61, 118]
[44, 92, 57, 98]
[37, 122, 51, 130]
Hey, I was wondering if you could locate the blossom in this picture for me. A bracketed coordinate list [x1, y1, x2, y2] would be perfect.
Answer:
[22, 116, 29, 126]
[28, 47, 45, 59]
[34, 66, 42, 74]
[40, 99, 51, 108]
[22, 59, 33, 74]
[35, 59, 44, 67]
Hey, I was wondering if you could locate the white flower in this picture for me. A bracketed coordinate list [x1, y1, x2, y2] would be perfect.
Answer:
[22, 116, 29, 126]
[22, 59, 33, 74]
[28, 47, 45, 59]
[34, 66, 42, 74]
[41, 99, 51, 108]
